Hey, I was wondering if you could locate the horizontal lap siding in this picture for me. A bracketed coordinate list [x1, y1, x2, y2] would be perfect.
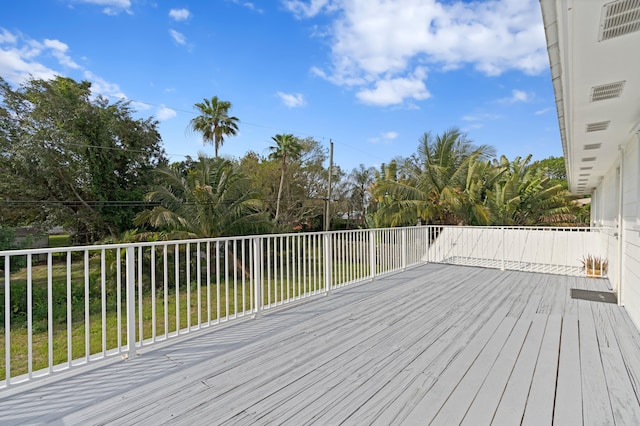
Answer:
[621, 135, 640, 330]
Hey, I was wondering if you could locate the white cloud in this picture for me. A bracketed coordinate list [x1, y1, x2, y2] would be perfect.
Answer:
[130, 101, 152, 111]
[0, 30, 83, 83]
[83, 70, 126, 99]
[44, 39, 81, 69]
[156, 105, 177, 121]
[73, 0, 132, 15]
[277, 91, 307, 108]
[535, 107, 552, 115]
[356, 73, 430, 106]
[0, 48, 57, 83]
[382, 131, 398, 140]
[42, 39, 68, 52]
[368, 130, 399, 144]
[229, 0, 264, 13]
[499, 89, 531, 104]
[283, 0, 337, 18]
[512, 89, 529, 102]
[291, 0, 547, 106]
[0, 28, 17, 44]
[0, 28, 139, 116]
[169, 8, 191, 21]
[169, 29, 187, 45]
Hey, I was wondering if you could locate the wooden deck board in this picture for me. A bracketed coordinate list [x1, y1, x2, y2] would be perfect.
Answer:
[521, 314, 562, 426]
[341, 273, 517, 425]
[596, 303, 640, 424]
[553, 315, 583, 426]
[427, 316, 518, 425]
[1, 264, 639, 425]
[492, 314, 548, 426]
[459, 318, 531, 425]
[577, 298, 615, 424]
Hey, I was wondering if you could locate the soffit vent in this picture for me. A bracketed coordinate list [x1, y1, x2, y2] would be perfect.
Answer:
[580, 166, 593, 170]
[582, 157, 597, 162]
[591, 81, 626, 101]
[586, 121, 610, 132]
[599, 0, 640, 41]
[579, 173, 590, 176]
[584, 143, 602, 150]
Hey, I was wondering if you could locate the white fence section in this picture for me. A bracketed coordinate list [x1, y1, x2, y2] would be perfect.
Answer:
[427, 226, 609, 276]
[0, 226, 608, 388]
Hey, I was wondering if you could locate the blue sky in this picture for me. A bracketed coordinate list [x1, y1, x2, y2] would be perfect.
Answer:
[0, 0, 561, 172]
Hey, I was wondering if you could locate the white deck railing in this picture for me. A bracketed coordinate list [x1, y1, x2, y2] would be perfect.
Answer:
[427, 226, 610, 276]
[0, 226, 607, 387]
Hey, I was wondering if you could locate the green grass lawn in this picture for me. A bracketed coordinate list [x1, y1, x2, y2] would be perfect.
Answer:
[0, 253, 347, 379]
[0, 283, 255, 379]
[48, 234, 70, 248]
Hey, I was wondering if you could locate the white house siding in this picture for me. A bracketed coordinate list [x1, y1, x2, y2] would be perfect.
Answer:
[593, 134, 640, 328]
[621, 134, 640, 327]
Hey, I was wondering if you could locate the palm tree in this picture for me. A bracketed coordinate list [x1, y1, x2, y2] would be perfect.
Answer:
[373, 128, 496, 226]
[349, 164, 375, 226]
[268, 133, 304, 222]
[189, 96, 239, 158]
[134, 154, 269, 239]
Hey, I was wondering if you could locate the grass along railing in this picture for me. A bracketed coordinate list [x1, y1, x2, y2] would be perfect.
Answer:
[0, 227, 429, 387]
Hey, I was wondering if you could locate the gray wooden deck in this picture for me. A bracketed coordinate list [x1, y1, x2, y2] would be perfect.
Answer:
[1, 263, 640, 425]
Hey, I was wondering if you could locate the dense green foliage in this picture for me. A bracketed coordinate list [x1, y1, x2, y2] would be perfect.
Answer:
[0, 76, 586, 247]
[134, 155, 271, 239]
[239, 138, 329, 231]
[0, 76, 166, 243]
[367, 128, 585, 227]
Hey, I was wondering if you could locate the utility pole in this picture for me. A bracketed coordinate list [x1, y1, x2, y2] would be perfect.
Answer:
[324, 140, 334, 231]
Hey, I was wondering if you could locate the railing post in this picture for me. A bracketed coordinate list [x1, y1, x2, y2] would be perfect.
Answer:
[5, 255, 11, 386]
[501, 227, 506, 271]
[401, 228, 407, 270]
[324, 232, 332, 294]
[253, 236, 262, 317]
[425, 226, 430, 264]
[369, 230, 376, 280]
[125, 246, 137, 359]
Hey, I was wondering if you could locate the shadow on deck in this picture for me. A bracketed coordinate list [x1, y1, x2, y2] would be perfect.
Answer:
[1, 263, 639, 425]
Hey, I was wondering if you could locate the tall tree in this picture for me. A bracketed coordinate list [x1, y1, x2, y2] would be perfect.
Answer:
[0, 76, 166, 243]
[349, 164, 375, 226]
[238, 138, 327, 231]
[268, 133, 304, 222]
[189, 96, 239, 158]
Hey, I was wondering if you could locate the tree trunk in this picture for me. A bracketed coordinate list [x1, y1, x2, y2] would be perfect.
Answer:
[275, 163, 286, 221]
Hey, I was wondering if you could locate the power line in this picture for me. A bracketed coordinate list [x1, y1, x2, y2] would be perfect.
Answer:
[1, 196, 331, 207]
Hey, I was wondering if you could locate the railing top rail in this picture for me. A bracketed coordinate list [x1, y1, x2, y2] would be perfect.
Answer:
[0, 227, 401, 256]
[0, 234, 261, 256]
[0, 225, 600, 256]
